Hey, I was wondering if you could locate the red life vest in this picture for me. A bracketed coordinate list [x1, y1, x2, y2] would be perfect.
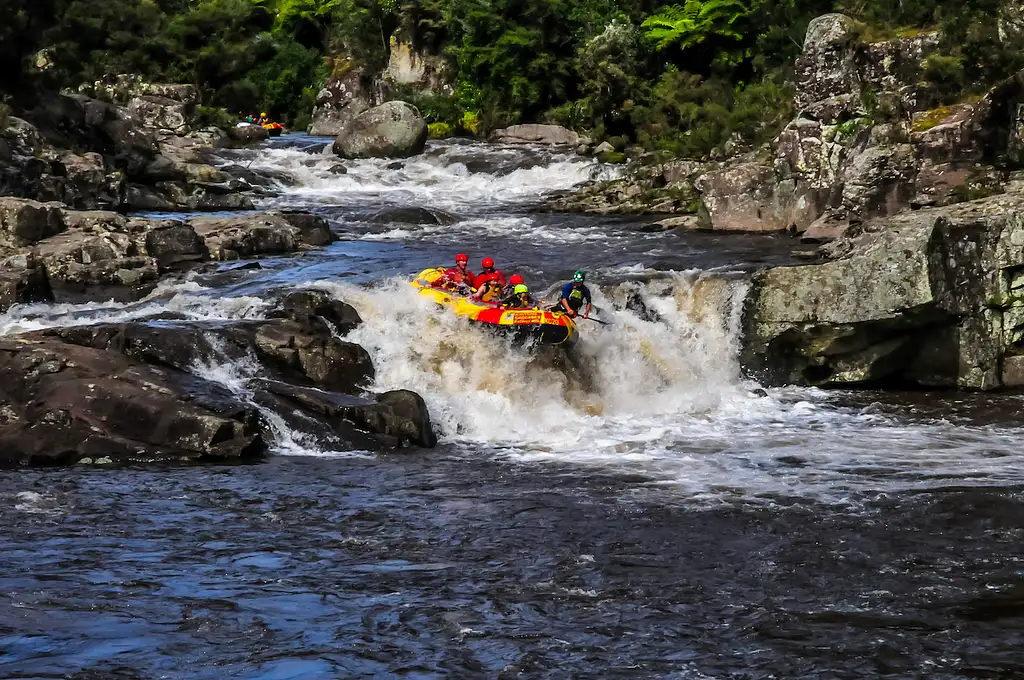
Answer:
[433, 265, 475, 289]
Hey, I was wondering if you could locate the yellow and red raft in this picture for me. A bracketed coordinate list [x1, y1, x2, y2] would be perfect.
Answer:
[410, 267, 579, 348]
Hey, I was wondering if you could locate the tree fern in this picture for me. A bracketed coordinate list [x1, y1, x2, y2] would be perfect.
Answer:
[641, 0, 751, 52]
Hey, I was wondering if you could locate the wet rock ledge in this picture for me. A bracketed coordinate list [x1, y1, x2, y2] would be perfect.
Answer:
[0, 197, 333, 309]
[0, 290, 437, 468]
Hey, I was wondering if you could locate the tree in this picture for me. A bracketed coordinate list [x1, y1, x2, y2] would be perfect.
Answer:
[640, 0, 752, 52]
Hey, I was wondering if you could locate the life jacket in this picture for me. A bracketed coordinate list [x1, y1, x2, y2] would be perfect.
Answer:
[566, 284, 586, 310]
[478, 279, 503, 302]
[434, 266, 475, 290]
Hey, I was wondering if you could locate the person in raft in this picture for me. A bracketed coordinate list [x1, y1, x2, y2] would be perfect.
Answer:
[474, 276, 505, 302]
[502, 283, 534, 308]
[502, 274, 525, 297]
[433, 253, 476, 292]
[556, 270, 593, 318]
[472, 257, 506, 290]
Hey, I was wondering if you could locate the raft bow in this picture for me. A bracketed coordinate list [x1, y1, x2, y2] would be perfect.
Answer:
[410, 267, 578, 347]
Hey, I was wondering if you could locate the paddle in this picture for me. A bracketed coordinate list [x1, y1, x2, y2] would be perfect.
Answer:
[581, 315, 612, 326]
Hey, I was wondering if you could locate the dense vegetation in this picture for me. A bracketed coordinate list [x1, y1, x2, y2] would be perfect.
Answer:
[3, 0, 1023, 157]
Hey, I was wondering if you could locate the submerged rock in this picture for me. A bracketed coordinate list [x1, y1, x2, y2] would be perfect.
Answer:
[332, 101, 428, 159]
[368, 206, 457, 226]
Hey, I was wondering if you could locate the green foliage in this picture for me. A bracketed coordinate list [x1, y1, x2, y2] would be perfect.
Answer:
[597, 151, 627, 164]
[641, 0, 752, 51]
[427, 121, 452, 138]
[0, 103, 10, 130]
[922, 54, 964, 99]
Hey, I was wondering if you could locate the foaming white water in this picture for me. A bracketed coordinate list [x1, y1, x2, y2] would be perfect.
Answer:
[244, 141, 616, 211]
[189, 344, 370, 459]
[0, 280, 269, 336]
[307, 276, 1024, 506]
[315, 274, 760, 444]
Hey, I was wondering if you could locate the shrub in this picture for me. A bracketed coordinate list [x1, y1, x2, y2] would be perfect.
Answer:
[428, 122, 452, 138]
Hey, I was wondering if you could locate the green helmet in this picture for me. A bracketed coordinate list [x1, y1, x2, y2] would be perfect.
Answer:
[513, 283, 528, 294]
[573, 270, 585, 283]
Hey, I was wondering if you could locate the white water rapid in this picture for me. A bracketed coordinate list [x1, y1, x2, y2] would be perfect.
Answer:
[4, 138, 1024, 509]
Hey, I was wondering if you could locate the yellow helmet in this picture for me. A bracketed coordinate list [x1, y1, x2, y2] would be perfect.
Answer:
[260, 112, 267, 117]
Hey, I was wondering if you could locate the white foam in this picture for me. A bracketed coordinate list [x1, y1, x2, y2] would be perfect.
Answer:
[305, 276, 1024, 507]
[242, 142, 618, 213]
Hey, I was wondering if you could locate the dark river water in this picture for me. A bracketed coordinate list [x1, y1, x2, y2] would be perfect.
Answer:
[2, 136, 1024, 678]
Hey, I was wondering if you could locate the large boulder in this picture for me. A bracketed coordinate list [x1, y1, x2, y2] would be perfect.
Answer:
[332, 101, 428, 159]
[310, 62, 373, 137]
[489, 124, 580, 146]
[742, 192, 1024, 390]
[0, 338, 267, 467]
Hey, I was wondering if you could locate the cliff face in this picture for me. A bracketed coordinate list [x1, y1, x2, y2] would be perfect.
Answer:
[737, 16, 1024, 391]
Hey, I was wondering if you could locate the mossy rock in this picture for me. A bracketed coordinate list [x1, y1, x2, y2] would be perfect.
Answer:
[428, 122, 453, 139]
[597, 151, 627, 164]
[0, 102, 10, 130]
[912, 105, 957, 133]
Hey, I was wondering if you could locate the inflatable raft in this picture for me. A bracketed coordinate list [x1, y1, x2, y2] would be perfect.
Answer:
[411, 267, 579, 348]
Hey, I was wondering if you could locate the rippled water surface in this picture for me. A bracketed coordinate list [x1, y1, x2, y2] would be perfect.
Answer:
[2, 136, 1024, 678]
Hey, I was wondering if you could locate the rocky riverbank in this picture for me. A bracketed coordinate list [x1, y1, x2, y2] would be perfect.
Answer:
[0, 288, 436, 468]
[0, 77, 445, 467]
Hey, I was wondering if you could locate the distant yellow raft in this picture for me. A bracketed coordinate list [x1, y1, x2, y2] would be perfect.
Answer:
[410, 267, 578, 347]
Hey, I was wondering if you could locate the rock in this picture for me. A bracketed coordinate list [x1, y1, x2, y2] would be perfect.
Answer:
[271, 290, 363, 335]
[35, 228, 159, 288]
[253, 320, 374, 393]
[1003, 355, 1024, 387]
[0, 197, 66, 248]
[328, 164, 348, 175]
[593, 141, 615, 155]
[310, 63, 373, 137]
[742, 192, 1024, 390]
[259, 381, 436, 448]
[127, 95, 192, 134]
[57, 151, 121, 209]
[0, 254, 53, 312]
[144, 222, 209, 267]
[489, 124, 580, 146]
[367, 206, 457, 225]
[801, 210, 854, 242]
[226, 124, 269, 145]
[380, 32, 450, 97]
[332, 101, 428, 159]
[0, 338, 266, 466]
[652, 215, 702, 231]
[375, 390, 437, 448]
[838, 143, 917, 216]
[695, 162, 788, 231]
[277, 211, 334, 246]
[794, 14, 862, 117]
[188, 213, 316, 259]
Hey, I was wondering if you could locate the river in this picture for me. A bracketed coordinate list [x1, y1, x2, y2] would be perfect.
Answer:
[1, 137, 1024, 678]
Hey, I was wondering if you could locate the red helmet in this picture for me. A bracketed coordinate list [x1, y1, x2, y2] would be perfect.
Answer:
[482, 257, 494, 269]
[456, 253, 468, 263]
[509, 274, 524, 285]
